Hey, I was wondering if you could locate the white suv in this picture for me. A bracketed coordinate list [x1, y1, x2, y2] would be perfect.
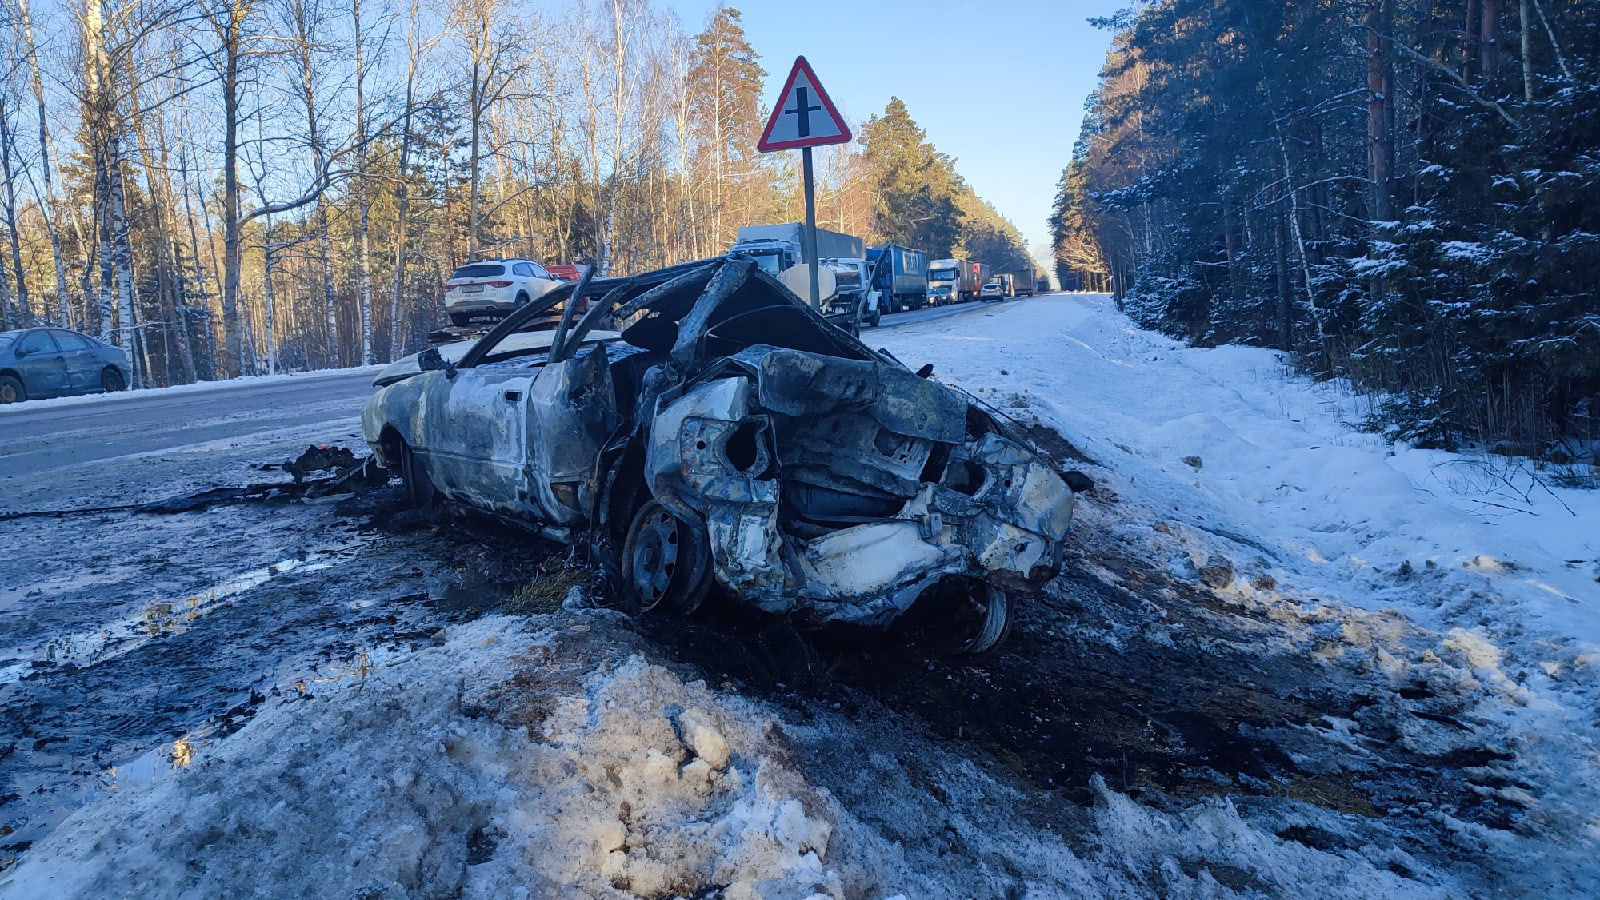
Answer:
[444, 258, 563, 325]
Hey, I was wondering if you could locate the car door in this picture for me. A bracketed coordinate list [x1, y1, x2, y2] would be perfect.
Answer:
[12, 330, 69, 398]
[417, 356, 541, 518]
[51, 331, 103, 393]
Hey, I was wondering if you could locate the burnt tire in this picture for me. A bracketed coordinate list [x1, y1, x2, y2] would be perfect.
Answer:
[397, 440, 436, 508]
[0, 374, 24, 404]
[620, 499, 711, 616]
[101, 368, 125, 392]
[957, 583, 1013, 655]
[919, 578, 1012, 657]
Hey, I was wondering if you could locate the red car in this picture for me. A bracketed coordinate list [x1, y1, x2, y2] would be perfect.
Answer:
[545, 264, 589, 283]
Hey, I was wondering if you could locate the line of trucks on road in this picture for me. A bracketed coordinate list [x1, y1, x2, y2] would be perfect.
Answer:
[724, 223, 1042, 328]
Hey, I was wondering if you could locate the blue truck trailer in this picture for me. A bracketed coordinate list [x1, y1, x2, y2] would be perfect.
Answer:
[866, 245, 928, 313]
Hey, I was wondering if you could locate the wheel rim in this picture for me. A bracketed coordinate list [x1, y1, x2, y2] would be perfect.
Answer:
[628, 504, 681, 611]
[102, 370, 120, 391]
[0, 383, 16, 403]
[620, 499, 710, 615]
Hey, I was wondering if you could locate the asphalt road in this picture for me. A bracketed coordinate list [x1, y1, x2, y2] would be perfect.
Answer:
[0, 295, 1044, 483]
[0, 369, 381, 481]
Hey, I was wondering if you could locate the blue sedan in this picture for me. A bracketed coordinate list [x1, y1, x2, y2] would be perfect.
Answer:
[0, 327, 130, 403]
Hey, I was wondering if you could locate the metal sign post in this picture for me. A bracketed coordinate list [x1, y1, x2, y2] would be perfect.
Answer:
[802, 147, 819, 309]
[757, 56, 852, 312]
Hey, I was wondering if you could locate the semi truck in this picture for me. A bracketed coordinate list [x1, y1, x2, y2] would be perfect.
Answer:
[728, 224, 864, 276]
[866, 245, 928, 313]
[996, 267, 1037, 298]
[927, 257, 978, 305]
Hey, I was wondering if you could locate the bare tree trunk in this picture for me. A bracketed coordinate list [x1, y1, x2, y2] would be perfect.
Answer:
[215, 0, 253, 377]
[95, 147, 115, 344]
[108, 137, 139, 383]
[18, 0, 73, 326]
[1465, 0, 1482, 78]
[138, 52, 198, 383]
[1481, 0, 1500, 77]
[1530, 0, 1573, 83]
[388, 0, 423, 361]
[469, 52, 481, 258]
[0, 94, 29, 324]
[262, 220, 279, 375]
[1366, 0, 1396, 223]
[352, 0, 372, 364]
[283, 0, 339, 366]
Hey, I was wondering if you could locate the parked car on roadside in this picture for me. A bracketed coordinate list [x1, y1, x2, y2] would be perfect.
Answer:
[443, 258, 563, 326]
[364, 258, 1080, 654]
[979, 280, 1006, 302]
[0, 327, 130, 404]
[545, 264, 588, 282]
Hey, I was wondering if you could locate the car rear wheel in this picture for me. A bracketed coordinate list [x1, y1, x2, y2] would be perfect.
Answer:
[101, 368, 125, 392]
[448, 311, 471, 326]
[917, 578, 1013, 656]
[956, 583, 1012, 655]
[620, 499, 711, 616]
[0, 374, 25, 404]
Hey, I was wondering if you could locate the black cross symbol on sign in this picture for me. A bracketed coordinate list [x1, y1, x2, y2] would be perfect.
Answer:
[785, 86, 823, 138]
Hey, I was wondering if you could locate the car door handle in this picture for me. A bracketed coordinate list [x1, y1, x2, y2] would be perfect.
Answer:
[504, 390, 522, 403]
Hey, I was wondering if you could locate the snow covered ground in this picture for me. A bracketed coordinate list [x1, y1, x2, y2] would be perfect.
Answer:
[3, 294, 1596, 897]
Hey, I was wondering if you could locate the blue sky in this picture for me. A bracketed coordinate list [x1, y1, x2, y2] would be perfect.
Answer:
[668, 0, 1127, 261]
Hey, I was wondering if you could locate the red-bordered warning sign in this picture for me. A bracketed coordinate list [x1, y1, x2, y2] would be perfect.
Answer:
[757, 56, 852, 152]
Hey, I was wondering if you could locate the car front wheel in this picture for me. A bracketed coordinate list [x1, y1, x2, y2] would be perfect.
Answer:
[620, 499, 711, 615]
[0, 374, 25, 404]
[398, 439, 436, 508]
[101, 368, 126, 392]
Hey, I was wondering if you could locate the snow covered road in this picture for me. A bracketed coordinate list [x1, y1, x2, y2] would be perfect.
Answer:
[3, 293, 1597, 897]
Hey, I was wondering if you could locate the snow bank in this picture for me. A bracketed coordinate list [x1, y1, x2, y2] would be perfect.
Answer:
[872, 294, 1600, 886]
[3, 614, 1464, 899]
[1, 618, 856, 899]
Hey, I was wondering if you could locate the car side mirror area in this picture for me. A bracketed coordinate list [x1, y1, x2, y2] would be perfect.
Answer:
[418, 346, 458, 380]
[13, 346, 31, 358]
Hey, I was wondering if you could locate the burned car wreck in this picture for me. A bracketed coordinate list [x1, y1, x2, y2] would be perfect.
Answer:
[363, 258, 1076, 652]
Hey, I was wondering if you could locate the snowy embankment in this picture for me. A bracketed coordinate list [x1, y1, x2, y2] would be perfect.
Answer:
[4, 294, 1596, 897]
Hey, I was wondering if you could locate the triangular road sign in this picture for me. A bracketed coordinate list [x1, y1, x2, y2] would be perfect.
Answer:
[757, 56, 852, 152]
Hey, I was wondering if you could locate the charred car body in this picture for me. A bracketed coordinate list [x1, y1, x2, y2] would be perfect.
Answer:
[363, 259, 1076, 652]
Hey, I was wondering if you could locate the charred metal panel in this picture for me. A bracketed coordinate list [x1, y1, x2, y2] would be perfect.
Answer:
[755, 349, 965, 443]
[526, 346, 618, 524]
[423, 369, 537, 515]
[645, 376, 788, 603]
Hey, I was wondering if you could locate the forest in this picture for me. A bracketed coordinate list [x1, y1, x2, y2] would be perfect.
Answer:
[0, 1, 1029, 383]
[1052, 0, 1600, 457]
